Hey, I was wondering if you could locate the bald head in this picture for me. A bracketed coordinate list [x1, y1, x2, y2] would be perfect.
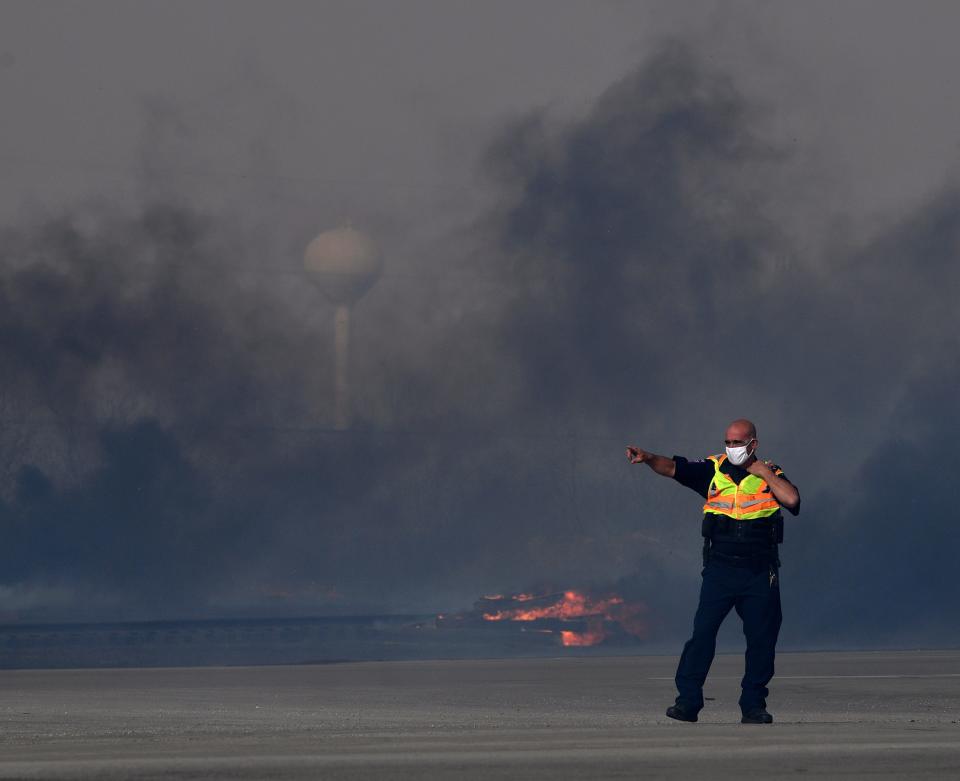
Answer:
[726, 418, 757, 442]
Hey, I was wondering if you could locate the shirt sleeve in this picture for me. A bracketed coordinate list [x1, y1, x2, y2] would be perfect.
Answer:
[776, 470, 801, 516]
[671, 456, 715, 499]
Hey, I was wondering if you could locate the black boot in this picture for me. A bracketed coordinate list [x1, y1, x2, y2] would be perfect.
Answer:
[741, 707, 773, 724]
[666, 703, 698, 723]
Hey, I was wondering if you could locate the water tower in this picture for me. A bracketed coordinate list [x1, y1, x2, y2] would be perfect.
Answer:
[304, 226, 382, 429]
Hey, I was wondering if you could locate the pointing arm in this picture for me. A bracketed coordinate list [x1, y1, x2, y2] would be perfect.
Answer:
[625, 446, 677, 478]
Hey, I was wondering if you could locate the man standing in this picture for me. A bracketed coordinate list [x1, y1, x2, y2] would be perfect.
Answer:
[626, 418, 800, 724]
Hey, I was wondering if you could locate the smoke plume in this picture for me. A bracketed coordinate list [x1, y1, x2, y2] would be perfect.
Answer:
[1, 39, 958, 650]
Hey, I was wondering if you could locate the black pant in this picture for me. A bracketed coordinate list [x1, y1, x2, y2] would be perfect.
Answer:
[674, 558, 782, 713]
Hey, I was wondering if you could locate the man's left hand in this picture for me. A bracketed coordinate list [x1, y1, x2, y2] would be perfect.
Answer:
[746, 456, 800, 510]
[746, 458, 774, 477]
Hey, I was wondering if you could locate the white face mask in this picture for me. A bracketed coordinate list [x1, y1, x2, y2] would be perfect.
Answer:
[725, 441, 755, 466]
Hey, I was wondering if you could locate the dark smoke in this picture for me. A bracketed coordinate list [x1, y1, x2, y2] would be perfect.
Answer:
[0, 203, 452, 617]
[476, 41, 960, 648]
[783, 188, 960, 647]
[481, 41, 791, 427]
[1, 40, 958, 651]
[0, 205, 313, 615]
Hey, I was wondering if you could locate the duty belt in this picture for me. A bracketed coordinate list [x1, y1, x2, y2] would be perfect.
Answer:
[701, 513, 783, 544]
[702, 539, 780, 569]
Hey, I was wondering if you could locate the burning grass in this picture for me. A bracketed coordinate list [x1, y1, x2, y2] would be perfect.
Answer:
[438, 589, 648, 647]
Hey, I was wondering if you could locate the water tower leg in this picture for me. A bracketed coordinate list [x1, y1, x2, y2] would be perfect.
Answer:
[334, 304, 351, 430]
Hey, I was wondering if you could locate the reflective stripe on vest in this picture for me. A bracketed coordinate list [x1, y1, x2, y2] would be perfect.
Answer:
[701, 454, 782, 520]
[706, 500, 734, 510]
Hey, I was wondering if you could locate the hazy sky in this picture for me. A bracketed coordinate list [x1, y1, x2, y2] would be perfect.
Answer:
[4, 1, 960, 228]
[1, 1, 959, 649]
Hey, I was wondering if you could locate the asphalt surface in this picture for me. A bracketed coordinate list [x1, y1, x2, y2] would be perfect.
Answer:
[0, 650, 958, 779]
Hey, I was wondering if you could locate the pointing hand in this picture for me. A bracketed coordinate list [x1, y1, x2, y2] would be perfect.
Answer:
[626, 446, 649, 464]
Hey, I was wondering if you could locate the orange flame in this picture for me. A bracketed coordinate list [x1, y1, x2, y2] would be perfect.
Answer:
[481, 590, 646, 647]
[560, 629, 605, 646]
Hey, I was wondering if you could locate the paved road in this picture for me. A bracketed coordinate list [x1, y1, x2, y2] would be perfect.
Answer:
[1, 651, 958, 779]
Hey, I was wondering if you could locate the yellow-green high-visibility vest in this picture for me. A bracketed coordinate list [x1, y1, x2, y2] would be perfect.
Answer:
[702, 454, 782, 520]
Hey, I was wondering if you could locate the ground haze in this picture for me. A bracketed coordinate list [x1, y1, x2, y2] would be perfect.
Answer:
[0, 650, 957, 779]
